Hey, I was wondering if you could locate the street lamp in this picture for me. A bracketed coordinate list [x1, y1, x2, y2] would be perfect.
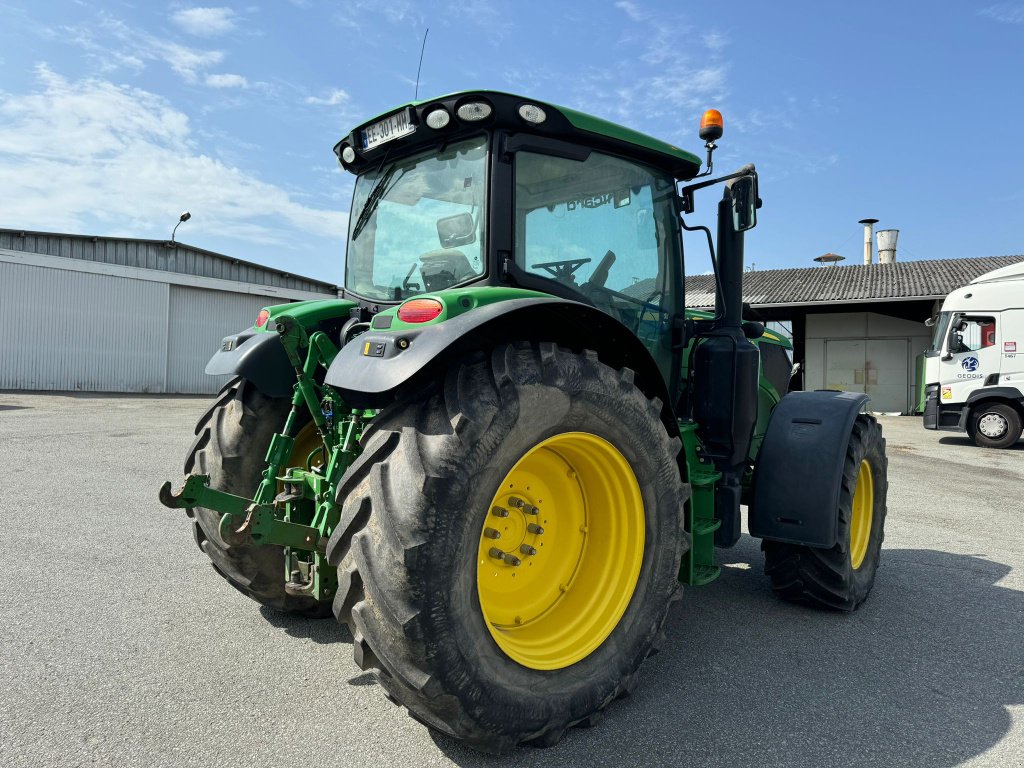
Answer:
[170, 211, 191, 245]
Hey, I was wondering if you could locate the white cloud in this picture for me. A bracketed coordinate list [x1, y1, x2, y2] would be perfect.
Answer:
[0, 66, 345, 244]
[702, 31, 727, 51]
[980, 4, 1024, 23]
[305, 88, 350, 106]
[614, 0, 650, 22]
[92, 16, 225, 83]
[171, 7, 237, 36]
[205, 73, 248, 88]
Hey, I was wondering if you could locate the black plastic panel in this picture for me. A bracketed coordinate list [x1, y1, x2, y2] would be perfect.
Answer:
[204, 331, 293, 398]
[749, 390, 868, 548]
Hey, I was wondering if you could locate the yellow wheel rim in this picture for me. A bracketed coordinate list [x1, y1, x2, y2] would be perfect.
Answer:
[850, 458, 874, 570]
[476, 432, 645, 670]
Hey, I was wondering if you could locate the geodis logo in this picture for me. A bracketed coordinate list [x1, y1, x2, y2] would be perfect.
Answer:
[961, 356, 980, 372]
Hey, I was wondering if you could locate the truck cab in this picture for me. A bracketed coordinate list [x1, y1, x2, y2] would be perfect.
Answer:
[923, 261, 1024, 448]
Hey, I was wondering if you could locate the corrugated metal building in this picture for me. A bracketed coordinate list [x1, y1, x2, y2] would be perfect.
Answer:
[0, 229, 339, 394]
[681, 255, 1024, 413]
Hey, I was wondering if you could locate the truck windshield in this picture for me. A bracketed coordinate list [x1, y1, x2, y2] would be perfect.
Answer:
[930, 311, 952, 352]
[344, 136, 488, 301]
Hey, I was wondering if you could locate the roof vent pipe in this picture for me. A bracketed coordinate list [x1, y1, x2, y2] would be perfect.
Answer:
[858, 218, 878, 265]
[877, 229, 899, 263]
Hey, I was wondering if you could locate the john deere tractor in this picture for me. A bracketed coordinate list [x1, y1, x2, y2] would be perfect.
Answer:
[161, 91, 888, 752]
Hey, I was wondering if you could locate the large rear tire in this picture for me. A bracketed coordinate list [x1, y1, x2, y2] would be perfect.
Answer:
[184, 377, 332, 618]
[326, 343, 689, 752]
[762, 414, 887, 611]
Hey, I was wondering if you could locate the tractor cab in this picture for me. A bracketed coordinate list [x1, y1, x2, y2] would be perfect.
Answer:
[335, 92, 702, 372]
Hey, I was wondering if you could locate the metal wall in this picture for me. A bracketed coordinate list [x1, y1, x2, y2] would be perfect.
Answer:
[166, 286, 267, 393]
[0, 229, 338, 296]
[0, 255, 320, 394]
[0, 261, 169, 392]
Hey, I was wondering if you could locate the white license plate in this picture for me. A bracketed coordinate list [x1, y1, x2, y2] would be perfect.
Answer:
[361, 110, 416, 150]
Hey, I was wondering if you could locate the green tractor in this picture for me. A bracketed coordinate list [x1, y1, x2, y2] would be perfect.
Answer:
[160, 91, 888, 752]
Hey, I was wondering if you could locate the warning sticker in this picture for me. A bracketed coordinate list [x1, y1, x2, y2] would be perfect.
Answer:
[941, 386, 953, 400]
[1005, 341, 1017, 353]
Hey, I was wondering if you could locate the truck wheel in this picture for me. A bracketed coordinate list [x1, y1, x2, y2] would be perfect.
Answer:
[326, 343, 689, 752]
[762, 414, 887, 611]
[184, 377, 332, 618]
[968, 402, 1023, 449]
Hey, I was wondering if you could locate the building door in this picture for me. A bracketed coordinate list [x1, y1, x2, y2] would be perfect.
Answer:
[825, 338, 910, 413]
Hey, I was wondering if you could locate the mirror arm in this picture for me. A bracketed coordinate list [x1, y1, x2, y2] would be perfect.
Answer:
[679, 165, 756, 214]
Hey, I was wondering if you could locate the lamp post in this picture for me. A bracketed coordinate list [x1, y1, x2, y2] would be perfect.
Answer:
[170, 211, 191, 245]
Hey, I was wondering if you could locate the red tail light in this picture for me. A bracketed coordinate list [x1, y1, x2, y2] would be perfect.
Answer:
[256, 309, 270, 327]
[397, 298, 443, 323]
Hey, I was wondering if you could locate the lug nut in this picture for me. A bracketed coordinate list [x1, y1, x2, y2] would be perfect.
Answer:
[503, 554, 522, 566]
[508, 496, 525, 509]
[491, 506, 509, 518]
[522, 504, 539, 516]
[527, 523, 544, 535]
[520, 544, 537, 556]
[483, 527, 501, 539]
[489, 547, 505, 560]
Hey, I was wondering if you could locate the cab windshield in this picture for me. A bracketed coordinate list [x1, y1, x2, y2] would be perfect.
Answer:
[344, 136, 488, 301]
[929, 311, 952, 353]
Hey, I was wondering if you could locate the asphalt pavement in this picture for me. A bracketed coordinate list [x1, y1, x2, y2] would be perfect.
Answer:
[0, 393, 1021, 768]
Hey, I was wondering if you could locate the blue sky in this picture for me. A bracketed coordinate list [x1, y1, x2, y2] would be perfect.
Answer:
[1, 1, 1022, 284]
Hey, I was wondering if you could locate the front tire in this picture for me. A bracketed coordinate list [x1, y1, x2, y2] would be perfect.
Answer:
[968, 402, 1023, 449]
[184, 377, 332, 617]
[326, 343, 689, 752]
[762, 414, 888, 611]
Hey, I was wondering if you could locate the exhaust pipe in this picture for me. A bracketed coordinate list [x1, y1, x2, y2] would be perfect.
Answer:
[858, 218, 878, 265]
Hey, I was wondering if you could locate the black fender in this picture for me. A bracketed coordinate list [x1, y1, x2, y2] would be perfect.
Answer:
[749, 390, 869, 548]
[324, 297, 678, 434]
[204, 330, 293, 398]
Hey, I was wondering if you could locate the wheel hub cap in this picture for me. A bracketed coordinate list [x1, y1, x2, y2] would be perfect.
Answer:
[978, 413, 1008, 438]
[476, 432, 645, 670]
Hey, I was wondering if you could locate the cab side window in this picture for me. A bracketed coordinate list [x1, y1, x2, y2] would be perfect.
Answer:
[950, 316, 997, 352]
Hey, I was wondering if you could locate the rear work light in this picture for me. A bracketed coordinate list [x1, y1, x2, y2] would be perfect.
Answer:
[397, 298, 443, 323]
[256, 309, 270, 327]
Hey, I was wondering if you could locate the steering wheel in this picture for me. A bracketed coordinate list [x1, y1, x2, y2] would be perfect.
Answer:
[531, 257, 591, 282]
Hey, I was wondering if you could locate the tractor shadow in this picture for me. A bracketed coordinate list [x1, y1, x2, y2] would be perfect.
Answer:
[258, 605, 352, 645]
[939, 435, 1024, 451]
[432, 540, 1023, 768]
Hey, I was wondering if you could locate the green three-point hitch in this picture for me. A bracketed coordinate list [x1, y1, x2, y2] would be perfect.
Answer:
[160, 93, 888, 753]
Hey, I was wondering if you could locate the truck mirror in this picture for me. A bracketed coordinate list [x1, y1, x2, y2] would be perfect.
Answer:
[436, 212, 476, 248]
[730, 175, 758, 232]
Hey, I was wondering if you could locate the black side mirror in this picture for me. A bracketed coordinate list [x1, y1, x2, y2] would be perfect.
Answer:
[730, 175, 758, 232]
[436, 213, 476, 248]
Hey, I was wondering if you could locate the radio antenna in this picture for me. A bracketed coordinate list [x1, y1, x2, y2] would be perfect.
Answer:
[414, 27, 429, 100]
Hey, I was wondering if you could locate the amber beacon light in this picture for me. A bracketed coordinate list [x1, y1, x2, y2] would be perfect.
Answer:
[699, 109, 724, 143]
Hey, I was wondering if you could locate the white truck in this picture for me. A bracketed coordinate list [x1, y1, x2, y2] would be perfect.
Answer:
[923, 260, 1024, 448]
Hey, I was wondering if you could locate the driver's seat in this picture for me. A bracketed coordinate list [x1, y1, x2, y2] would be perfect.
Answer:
[420, 249, 475, 291]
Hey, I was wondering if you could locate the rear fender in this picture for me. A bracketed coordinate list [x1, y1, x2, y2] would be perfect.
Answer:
[749, 390, 869, 547]
[324, 296, 678, 435]
[205, 298, 357, 398]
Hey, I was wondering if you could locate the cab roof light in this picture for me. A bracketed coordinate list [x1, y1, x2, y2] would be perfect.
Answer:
[517, 103, 547, 124]
[340, 145, 356, 164]
[425, 108, 451, 130]
[397, 298, 444, 323]
[457, 101, 493, 122]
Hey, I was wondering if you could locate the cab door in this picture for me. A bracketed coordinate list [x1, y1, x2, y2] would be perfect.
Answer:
[940, 314, 1000, 403]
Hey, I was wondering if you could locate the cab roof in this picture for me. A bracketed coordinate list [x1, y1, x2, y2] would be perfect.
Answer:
[336, 89, 704, 180]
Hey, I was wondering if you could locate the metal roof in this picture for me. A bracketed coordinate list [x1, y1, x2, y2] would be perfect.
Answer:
[0, 228, 338, 295]
[682, 256, 1024, 309]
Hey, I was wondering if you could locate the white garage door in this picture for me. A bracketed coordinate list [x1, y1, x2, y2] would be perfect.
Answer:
[825, 338, 910, 413]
